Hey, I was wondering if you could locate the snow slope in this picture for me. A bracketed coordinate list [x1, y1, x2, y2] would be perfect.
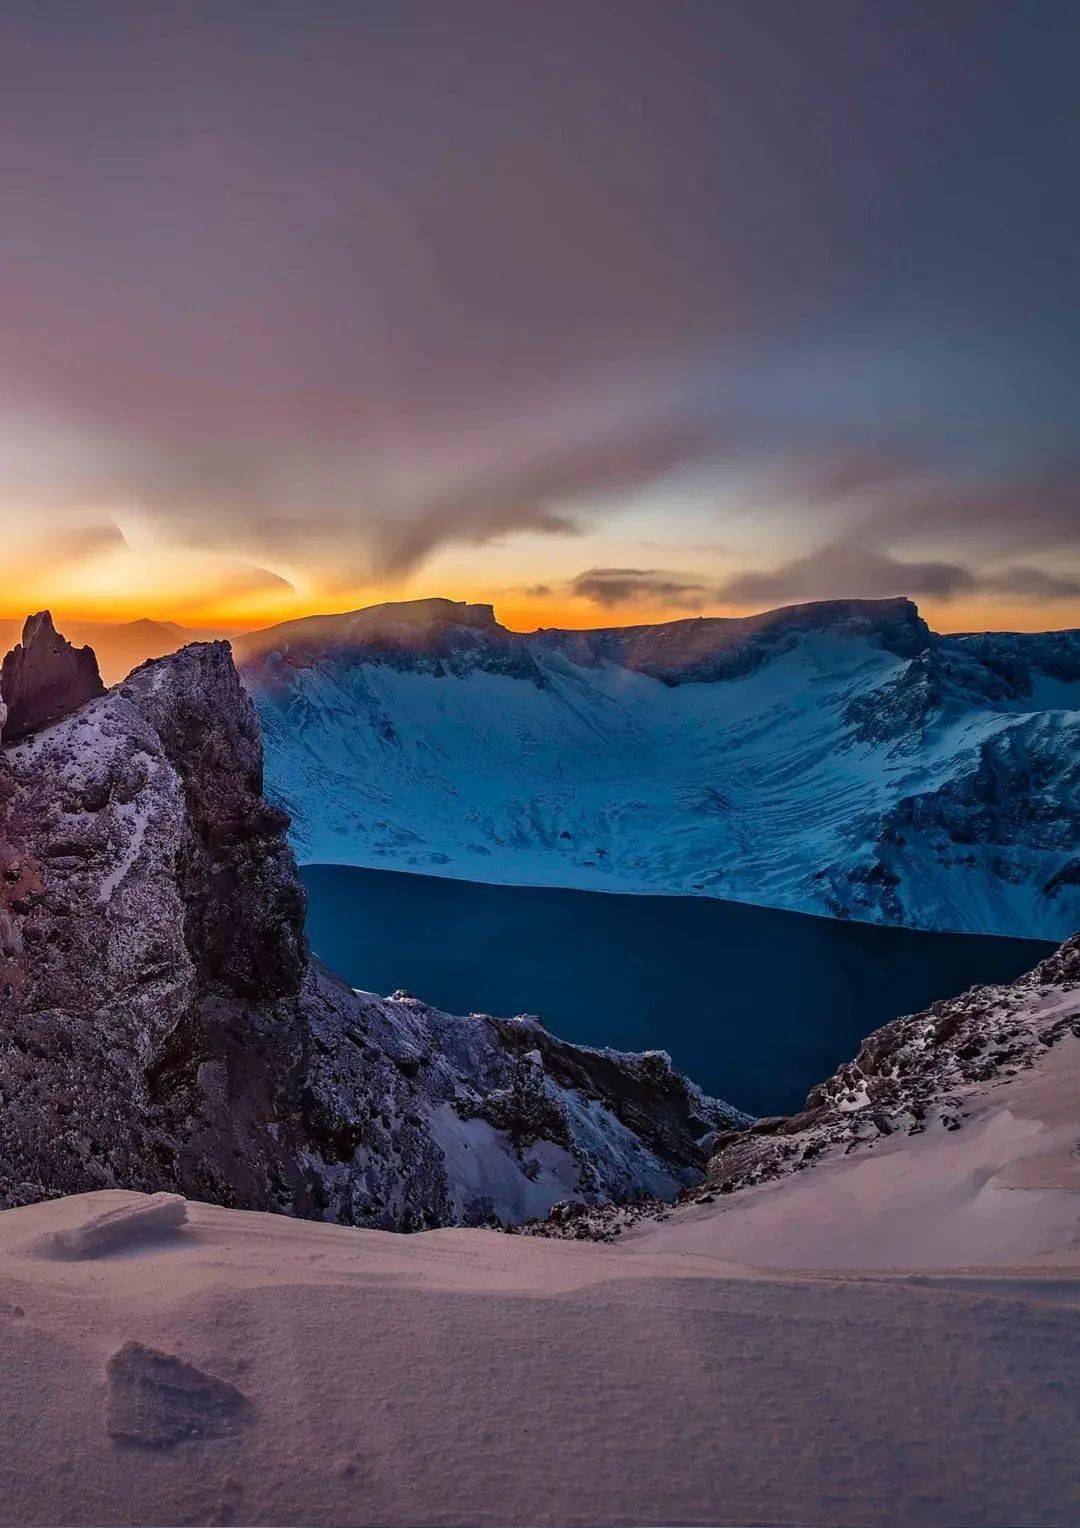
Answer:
[0, 888, 1076, 1527]
[0, 1033, 1075, 1526]
[239, 597, 1080, 938]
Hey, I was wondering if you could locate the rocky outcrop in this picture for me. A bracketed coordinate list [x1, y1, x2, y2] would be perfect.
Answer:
[0, 626, 741, 1224]
[945, 627, 1080, 694]
[517, 932, 1080, 1238]
[105, 1342, 251, 1445]
[695, 933, 1080, 1197]
[0, 611, 105, 743]
[813, 709, 1080, 930]
[239, 595, 930, 689]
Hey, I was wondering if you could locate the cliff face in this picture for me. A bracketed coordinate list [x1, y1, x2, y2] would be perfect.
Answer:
[238, 596, 541, 686]
[0, 626, 740, 1222]
[238, 595, 932, 683]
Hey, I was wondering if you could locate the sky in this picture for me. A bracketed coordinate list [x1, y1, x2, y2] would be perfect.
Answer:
[1, 0, 1078, 634]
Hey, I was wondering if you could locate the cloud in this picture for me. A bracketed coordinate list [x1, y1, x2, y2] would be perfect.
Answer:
[0, 5, 1076, 609]
[366, 503, 577, 583]
[715, 545, 1080, 608]
[361, 415, 721, 579]
[568, 546, 1080, 615]
[59, 520, 129, 559]
[570, 568, 714, 609]
[983, 566, 1080, 599]
[857, 468, 1080, 561]
[5, 518, 128, 582]
[0, 409, 718, 591]
[716, 546, 980, 606]
[212, 562, 296, 597]
[570, 548, 983, 614]
[523, 583, 553, 598]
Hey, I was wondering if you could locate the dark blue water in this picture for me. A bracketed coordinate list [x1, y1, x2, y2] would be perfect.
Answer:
[302, 864, 1052, 1116]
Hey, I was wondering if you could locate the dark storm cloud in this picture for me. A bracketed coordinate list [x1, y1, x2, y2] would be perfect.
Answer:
[0, 1, 1077, 587]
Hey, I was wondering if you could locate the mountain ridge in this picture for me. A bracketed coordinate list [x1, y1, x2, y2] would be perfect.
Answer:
[235, 595, 1080, 939]
[235, 593, 933, 678]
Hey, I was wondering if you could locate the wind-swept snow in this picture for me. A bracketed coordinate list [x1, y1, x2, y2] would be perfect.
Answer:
[0, 1030, 1075, 1526]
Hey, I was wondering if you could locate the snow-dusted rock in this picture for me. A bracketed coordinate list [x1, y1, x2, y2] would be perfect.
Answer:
[238, 596, 1080, 938]
[0, 628, 742, 1224]
[696, 933, 1080, 1197]
[516, 930, 1080, 1239]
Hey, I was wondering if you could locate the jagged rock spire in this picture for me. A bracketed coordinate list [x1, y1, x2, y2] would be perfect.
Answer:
[0, 610, 106, 743]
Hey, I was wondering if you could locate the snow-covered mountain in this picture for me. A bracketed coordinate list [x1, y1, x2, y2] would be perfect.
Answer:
[237, 596, 1080, 940]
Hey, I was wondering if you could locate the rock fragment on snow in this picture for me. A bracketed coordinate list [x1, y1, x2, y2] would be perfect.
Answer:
[105, 1342, 251, 1446]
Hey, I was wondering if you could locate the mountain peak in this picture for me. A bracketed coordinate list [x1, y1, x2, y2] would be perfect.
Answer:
[234, 597, 503, 663]
[0, 610, 106, 743]
[364, 597, 499, 630]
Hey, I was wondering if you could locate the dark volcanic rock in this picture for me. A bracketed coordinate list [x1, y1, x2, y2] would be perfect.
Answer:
[0, 611, 105, 743]
[119, 642, 306, 999]
[0, 625, 742, 1225]
[512, 1195, 672, 1242]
